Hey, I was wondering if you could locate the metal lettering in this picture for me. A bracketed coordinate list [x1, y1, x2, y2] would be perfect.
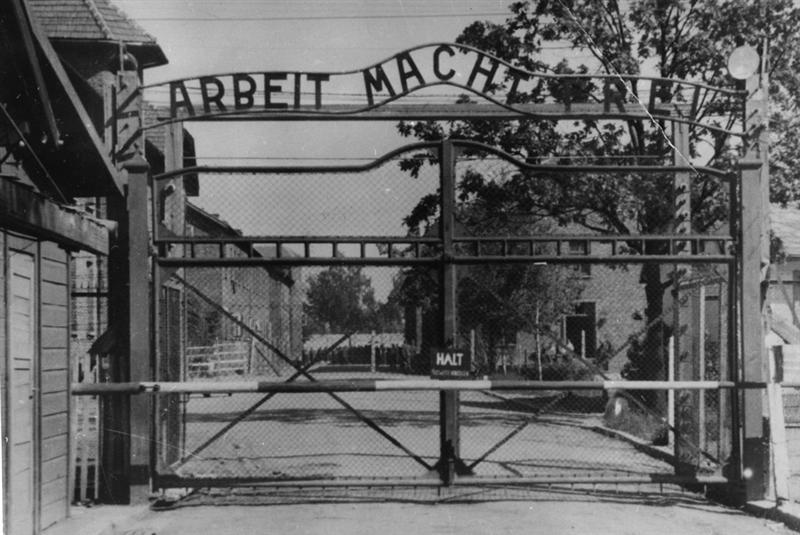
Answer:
[199, 76, 226, 113]
[233, 73, 256, 110]
[362, 64, 396, 106]
[263, 73, 288, 109]
[648, 79, 672, 114]
[467, 54, 500, 93]
[395, 52, 425, 93]
[293, 73, 302, 108]
[690, 85, 702, 120]
[603, 79, 627, 112]
[506, 68, 531, 102]
[433, 45, 456, 81]
[306, 73, 329, 109]
[169, 80, 195, 117]
[435, 351, 464, 366]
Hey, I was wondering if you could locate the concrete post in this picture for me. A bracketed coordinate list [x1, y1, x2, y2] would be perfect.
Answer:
[738, 70, 769, 502]
[122, 154, 152, 494]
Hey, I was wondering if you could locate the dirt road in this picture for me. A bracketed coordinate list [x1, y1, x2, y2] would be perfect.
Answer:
[110, 488, 794, 535]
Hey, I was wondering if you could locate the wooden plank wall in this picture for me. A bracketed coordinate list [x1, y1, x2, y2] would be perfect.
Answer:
[7, 235, 36, 535]
[38, 241, 70, 530]
[1, 231, 7, 535]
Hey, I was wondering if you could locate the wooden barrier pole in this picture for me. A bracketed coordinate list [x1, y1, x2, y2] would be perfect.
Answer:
[73, 379, 739, 395]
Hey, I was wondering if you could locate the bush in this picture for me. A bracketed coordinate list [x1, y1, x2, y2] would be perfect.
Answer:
[520, 358, 593, 381]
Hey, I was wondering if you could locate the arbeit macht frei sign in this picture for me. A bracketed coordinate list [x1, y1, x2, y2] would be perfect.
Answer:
[147, 43, 743, 131]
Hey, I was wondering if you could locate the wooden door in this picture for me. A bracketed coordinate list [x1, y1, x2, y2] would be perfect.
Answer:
[8, 251, 36, 535]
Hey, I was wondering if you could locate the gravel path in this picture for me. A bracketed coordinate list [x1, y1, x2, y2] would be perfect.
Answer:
[118, 490, 795, 535]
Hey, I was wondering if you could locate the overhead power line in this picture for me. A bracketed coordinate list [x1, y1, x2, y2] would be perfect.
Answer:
[132, 12, 511, 22]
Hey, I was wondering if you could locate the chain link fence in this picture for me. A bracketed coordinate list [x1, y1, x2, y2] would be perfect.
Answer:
[152, 145, 734, 487]
[153, 260, 732, 484]
[452, 259, 732, 481]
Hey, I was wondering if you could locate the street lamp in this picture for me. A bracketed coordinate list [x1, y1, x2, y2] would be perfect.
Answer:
[727, 45, 760, 80]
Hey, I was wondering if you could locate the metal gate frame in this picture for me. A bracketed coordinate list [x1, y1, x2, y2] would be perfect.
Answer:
[146, 137, 740, 490]
[80, 43, 771, 502]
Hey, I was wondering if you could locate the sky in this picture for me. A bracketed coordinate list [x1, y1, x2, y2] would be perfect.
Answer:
[117, 0, 517, 161]
[112, 0, 529, 299]
[111, 0, 733, 302]
[111, 0, 614, 301]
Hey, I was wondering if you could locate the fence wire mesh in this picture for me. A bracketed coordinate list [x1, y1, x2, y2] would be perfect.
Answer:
[154, 259, 732, 484]
[152, 145, 734, 487]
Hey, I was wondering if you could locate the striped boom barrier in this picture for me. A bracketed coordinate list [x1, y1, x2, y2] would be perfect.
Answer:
[72, 379, 742, 396]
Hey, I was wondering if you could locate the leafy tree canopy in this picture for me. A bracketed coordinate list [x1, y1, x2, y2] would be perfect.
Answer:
[304, 266, 377, 334]
[304, 266, 403, 335]
[394, 0, 800, 387]
[399, 0, 800, 238]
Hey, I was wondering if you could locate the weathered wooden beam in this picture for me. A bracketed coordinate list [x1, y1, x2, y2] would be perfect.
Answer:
[124, 154, 152, 490]
[11, 0, 59, 148]
[0, 178, 111, 254]
[72, 379, 739, 395]
[26, 5, 122, 197]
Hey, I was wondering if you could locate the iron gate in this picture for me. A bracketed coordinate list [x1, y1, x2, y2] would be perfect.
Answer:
[148, 139, 738, 490]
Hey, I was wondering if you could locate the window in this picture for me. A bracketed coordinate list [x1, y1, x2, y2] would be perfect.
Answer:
[233, 312, 243, 338]
[563, 301, 596, 360]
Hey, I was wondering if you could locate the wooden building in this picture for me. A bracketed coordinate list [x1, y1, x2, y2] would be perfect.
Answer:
[0, 1, 125, 533]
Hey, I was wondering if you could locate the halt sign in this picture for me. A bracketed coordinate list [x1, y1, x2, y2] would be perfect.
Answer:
[431, 347, 472, 380]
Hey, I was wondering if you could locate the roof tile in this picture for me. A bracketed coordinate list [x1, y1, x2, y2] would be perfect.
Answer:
[28, 0, 157, 44]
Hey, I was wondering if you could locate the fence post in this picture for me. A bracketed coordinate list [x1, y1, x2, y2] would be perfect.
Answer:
[371, 331, 376, 373]
[768, 346, 790, 503]
[668, 336, 675, 447]
[437, 139, 468, 484]
[698, 285, 706, 452]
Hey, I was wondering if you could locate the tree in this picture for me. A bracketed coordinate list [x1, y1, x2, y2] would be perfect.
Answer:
[303, 266, 378, 335]
[398, 0, 800, 392]
[396, 163, 586, 370]
[375, 274, 405, 332]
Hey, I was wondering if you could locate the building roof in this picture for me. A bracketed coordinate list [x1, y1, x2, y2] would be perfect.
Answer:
[768, 303, 800, 344]
[142, 103, 198, 191]
[28, 0, 167, 67]
[771, 204, 800, 258]
[0, 0, 121, 198]
[28, 0, 155, 43]
[186, 202, 295, 286]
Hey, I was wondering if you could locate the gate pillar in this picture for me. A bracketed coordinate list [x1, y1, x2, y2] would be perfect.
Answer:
[123, 153, 153, 491]
[103, 65, 153, 501]
[738, 71, 769, 502]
